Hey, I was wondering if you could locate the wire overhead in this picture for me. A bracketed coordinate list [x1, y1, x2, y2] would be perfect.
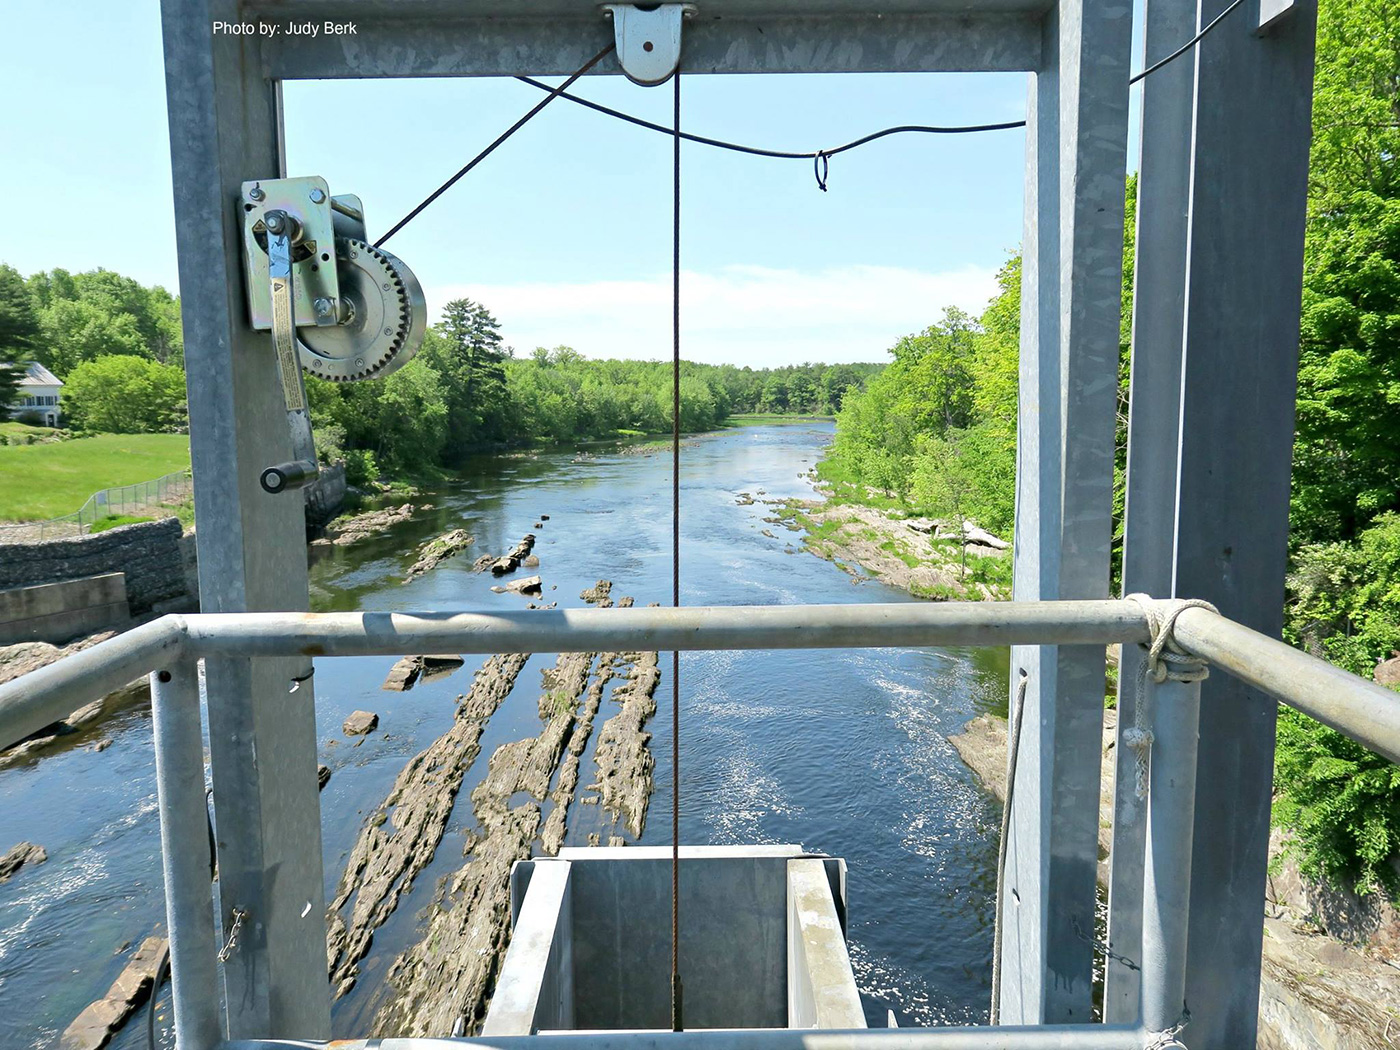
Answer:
[376, 0, 1247, 237]
[669, 65, 685, 1037]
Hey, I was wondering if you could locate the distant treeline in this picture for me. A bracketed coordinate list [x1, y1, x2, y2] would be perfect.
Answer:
[0, 265, 880, 473]
[308, 299, 880, 480]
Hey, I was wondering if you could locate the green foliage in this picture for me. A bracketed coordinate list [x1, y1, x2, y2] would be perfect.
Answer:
[0, 264, 40, 361]
[89, 514, 155, 533]
[0, 359, 28, 410]
[1275, 0, 1400, 893]
[62, 355, 187, 434]
[1287, 512, 1400, 678]
[1274, 707, 1400, 895]
[1290, 0, 1400, 545]
[822, 268, 1022, 537]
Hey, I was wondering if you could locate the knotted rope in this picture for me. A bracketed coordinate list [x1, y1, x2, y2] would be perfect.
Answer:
[1121, 595, 1218, 799]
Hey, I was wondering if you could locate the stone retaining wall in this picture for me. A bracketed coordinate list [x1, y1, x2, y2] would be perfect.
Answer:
[0, 518, 189, 614]
[305, 461, 347, 525]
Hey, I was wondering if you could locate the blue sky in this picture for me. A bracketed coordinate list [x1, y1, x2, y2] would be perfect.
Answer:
[0, 3, 1144, 367]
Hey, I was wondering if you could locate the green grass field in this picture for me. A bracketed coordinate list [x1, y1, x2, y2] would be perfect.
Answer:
[0, 433, 191, 521]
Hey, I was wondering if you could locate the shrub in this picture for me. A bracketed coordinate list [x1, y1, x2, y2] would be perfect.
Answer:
[1278, 512, 1400, 894]
[61, 355, 186, 433]
[343, 449, 378, 487]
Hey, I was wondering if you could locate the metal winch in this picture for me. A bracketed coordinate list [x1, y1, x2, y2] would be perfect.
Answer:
[241, 177, 426, 494]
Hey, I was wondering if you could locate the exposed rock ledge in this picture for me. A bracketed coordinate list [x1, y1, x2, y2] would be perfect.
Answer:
[948, 711, 1400, 1048]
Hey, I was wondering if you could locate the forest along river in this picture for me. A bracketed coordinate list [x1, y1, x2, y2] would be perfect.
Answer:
[0, 422, 1010, 1046]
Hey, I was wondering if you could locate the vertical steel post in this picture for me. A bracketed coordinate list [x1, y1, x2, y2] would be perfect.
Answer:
[1104, 0, 1198, 1021]
[1138, 673, 1201, 1036]
[159, 0, 331, 1037]
[1000, 0, 1133, 1024]
[1171, 5, 1317, 1045]
[151, 661, 222, 1050]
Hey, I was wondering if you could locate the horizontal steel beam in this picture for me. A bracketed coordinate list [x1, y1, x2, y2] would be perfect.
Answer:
[223, 1022, 1148, 1049]
[257, 13, 1044, 78]
[1172, 606, 1400, 764]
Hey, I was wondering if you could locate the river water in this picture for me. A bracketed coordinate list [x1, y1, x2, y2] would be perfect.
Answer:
[0, 422, 1009, 1046]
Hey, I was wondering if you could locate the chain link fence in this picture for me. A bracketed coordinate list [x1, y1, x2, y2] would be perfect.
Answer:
[0, 470, 194, 543]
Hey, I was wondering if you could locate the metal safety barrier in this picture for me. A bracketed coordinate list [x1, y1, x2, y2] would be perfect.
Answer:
[1, 598, 1397, 1050]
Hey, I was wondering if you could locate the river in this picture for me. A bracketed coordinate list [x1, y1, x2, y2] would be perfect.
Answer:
[0, 422, 1010, 1046]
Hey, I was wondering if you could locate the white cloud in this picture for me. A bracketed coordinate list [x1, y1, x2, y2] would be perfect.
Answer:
[426, 263, 1000, 367]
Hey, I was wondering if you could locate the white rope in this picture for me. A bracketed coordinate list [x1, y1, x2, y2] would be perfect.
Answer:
[1121, 595, 1218, 799]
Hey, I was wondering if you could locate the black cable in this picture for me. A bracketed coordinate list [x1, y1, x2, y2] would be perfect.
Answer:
[375, 43, 615, 248]
[1129, 0, 1247, 85]
[669, 66, 684, 1037]
[514, 74, 1026, 159]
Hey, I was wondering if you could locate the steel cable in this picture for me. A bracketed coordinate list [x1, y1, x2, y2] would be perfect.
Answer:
[670, 66, 685, 1036]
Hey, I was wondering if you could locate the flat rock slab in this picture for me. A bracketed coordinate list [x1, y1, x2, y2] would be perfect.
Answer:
[505, 575, 542, 596]
[404, 528, 474, 582]
[420, 654, 465, 682]
[382, 656, 422, 691]
[343, 711, 379, 736]
[0, 840, 47, 882]
[60, 935, 166, 1050]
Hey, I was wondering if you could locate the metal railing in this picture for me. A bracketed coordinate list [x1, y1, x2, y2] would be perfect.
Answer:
[0, 469, 193, 541]
[1, 598, 1397, 1050]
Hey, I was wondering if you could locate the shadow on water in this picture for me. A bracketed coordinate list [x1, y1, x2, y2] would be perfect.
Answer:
[0, 424, 1012, 1045]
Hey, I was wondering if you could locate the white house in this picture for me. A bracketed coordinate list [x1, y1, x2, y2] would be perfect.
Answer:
[7, 362, 63, 427]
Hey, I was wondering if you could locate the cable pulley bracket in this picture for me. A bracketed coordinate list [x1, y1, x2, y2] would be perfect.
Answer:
[602, 3, 695, 86]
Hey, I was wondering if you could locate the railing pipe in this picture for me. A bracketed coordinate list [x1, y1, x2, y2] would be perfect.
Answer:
[223, 1024, 1149, 1049]
[1137, 673, 1201, 1035]
[1172, 606, 1400, 764]
[151, 659, 223, 1050]
[0, 615, 186, 749]
[182, 600, 1151, 659]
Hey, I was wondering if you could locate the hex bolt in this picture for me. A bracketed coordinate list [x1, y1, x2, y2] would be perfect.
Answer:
[265, 211, 286, 235]
[314, 298, 333, 316]
[384, 328, 393, 336]
[249, 185, 265, 202]
[309, 188, 326, 204]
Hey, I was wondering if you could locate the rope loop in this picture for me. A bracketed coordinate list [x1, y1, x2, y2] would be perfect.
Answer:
[1121, 595, 1218, 799]
[1124, 594, 1218, 685]
[813, 150, 830, 191]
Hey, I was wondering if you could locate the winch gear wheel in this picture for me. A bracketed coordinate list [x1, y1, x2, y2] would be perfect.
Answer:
[298, 238, 425, 382]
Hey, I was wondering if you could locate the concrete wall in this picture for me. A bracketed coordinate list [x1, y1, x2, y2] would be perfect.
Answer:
[787, 858, 864, 1029]
[0, 573, 129, 644]
[0, 518, 188, 614]
[304, 461, 346, 525]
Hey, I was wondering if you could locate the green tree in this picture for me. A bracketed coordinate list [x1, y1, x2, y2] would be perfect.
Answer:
[0, 264, 40, 362]
[0, 360, 28, 410]
[38, 298, 149, 376]
[62, 355, 187, 433]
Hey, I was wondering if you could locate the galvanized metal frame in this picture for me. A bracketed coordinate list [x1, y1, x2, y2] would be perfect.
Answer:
[2, 599, 1398, 1050]
[151, 0, 1320, 1045]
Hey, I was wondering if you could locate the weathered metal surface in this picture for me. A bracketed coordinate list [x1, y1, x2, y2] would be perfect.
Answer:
[1105, 0, 1198, 1021]
[1002, 0, 1133, 1024]
[1167, 2, 1318, 1044]
[256, 14, 1045, 79]
[159, 0, 330, 1035]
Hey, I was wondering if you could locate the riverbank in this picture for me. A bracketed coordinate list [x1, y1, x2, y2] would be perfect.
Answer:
[948, 711, 1400, 1048]
[770, 496, 1011, 601]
